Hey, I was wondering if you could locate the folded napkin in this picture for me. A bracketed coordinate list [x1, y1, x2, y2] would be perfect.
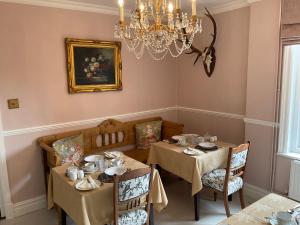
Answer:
[104, 151, 118, 158]
[87, 176, 100, 189]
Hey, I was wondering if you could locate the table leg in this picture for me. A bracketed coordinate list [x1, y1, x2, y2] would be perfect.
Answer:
[61, 209, 67, 225]
[228, 194, 233, 202]
[194, 192, 200, 221]
[150, 203, 154, 225]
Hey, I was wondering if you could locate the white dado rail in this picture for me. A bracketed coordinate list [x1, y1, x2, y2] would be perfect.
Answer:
[0, 106, 278, 137]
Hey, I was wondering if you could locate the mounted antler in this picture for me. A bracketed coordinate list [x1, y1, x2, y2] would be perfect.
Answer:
[186, 8, 217, 77]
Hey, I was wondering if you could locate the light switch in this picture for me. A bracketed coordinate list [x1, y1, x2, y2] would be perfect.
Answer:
[7, 99, 19, 109]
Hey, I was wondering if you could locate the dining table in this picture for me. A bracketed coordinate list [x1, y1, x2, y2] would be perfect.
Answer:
[217, 193, 300, 225]
[47, 155, 168, 225]
[147, 140, 235, 221]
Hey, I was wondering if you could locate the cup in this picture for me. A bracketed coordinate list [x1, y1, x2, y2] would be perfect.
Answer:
[77, 170, 84, 180]
[96, 159, 105, 172]
[178, 137, 187, 146]
[111, 158, 123, 167]
[68, 170, 78, 182]
[276, 211, 292, 225]
[209, 136, 218, 143]
[84, 163, 96, 172]
[196, 136, 205, 144]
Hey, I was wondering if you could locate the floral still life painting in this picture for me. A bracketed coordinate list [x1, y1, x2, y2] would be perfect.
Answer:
[66, 38, 122, 93]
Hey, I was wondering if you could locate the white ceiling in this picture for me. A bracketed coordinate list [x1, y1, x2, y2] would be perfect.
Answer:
[69, 0, 239, 10]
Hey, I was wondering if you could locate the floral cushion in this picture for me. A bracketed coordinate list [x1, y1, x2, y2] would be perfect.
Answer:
[202, 169, 243, 195]
[118, 209, 148, 225]
[135, 121, 162, 150]
[52, 134, 84, 165]
[119, 173, 150, 202]
[231, 150, 248, 169]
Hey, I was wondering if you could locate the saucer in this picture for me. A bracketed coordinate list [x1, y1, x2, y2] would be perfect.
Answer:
[268, 217, 297, 225]
[82, 167, 98, 174]
[183, 148, 201, 156]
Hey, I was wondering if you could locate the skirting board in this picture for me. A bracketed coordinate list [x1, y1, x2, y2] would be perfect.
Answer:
[244, 183, 270, 204]
[11, 184, 269, 218]
[13, 195, 46, 218]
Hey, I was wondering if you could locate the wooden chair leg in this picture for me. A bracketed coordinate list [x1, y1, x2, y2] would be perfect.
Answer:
[239, 188, 246, 209]
[223, 193, 231, 217]
[213, 192, 217, 201]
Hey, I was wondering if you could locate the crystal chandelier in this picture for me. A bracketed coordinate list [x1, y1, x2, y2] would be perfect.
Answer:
[114, 0, 202, 60]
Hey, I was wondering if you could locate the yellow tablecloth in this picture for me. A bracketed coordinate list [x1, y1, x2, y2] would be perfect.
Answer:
[148, 141, 233, 196]
[218, 193, 299, 225]
[48, 156, 168, 225]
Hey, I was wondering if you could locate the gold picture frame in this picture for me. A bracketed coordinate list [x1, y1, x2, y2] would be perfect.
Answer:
[66, 38, 122, 93]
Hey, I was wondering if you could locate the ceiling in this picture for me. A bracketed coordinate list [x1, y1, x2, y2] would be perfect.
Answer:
[69, 0, 239, 10]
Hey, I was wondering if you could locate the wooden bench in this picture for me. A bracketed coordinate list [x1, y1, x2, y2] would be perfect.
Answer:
[38, 116, 183, 190]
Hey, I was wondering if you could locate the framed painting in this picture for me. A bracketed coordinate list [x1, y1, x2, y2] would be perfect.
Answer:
[66, 38, 122, 93]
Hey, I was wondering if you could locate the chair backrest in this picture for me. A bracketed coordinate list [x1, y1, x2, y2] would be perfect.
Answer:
[113, 166, 154, 225]
[223, 142, 250, 193]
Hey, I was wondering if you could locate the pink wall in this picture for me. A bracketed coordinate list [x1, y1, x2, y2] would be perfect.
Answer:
[177, 7, 250, 144]
[244, 0, 281, 191]
[0, 3, 177, 131]
[0, 2, 178, 203]
[177, 7, 250, 116]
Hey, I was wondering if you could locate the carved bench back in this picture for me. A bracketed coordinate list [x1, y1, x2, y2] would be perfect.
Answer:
[95, 117, 163, 151]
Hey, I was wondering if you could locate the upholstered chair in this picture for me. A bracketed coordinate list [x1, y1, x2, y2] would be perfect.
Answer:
[201, 142, 250, 217]
[113, 166, 154, 225]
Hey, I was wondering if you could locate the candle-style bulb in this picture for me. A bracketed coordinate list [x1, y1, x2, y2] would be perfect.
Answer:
[140, 3, 145, 12]
[192, 0, 196, 16]
[168, 2, 174, 13]
[118, 0, 124, 7]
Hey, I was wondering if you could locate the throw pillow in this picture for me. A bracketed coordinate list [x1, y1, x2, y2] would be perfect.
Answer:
[136, 121, 162, 149]
[52, 134, 84, 165]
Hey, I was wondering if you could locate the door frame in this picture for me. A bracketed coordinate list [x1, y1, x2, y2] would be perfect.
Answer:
[0, 110, 14, 219]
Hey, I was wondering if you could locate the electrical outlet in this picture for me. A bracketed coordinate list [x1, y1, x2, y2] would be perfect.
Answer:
[7, 99, 19, 109]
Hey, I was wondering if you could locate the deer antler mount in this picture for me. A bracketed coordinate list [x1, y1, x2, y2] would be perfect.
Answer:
[186, 8, 217, 77]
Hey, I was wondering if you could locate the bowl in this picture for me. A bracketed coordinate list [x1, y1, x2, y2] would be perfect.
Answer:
[104, 166, 127, 176]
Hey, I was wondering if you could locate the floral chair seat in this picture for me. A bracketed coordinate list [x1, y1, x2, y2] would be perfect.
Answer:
[118, 209, 148, 225]
[202, 169, 243, 195]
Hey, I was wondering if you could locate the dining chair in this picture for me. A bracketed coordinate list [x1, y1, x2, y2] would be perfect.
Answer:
[113, 166, 154, 225]
[201, 142, 250, 217]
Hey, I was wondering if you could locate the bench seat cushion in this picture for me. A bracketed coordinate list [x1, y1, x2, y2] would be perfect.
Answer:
[124, 149, 149, 163]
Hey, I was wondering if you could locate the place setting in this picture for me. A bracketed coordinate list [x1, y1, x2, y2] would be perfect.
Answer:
[166, 133, 220, 156]
[265, 206, 300, 225]
[65, 151, 128, 191]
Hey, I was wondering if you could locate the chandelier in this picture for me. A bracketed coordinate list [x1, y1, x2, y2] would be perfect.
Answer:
[114, 0, 202, 60]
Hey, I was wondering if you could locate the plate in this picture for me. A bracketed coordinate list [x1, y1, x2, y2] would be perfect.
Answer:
[104, 151, 122, 159]
[183, 148, 201, 156]
[198, 142, 217, 149]
[268, 219, 297, 225]
[75, 179, 101, 191]
[84, 155, 104, 162]
[181, 134, 199, 137]
[172, 135, 183, 141]
[104, 166, 127, 176]
[267, 214, 298, 225]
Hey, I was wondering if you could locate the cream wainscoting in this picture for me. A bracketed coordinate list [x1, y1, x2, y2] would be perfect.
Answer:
[0, 106, 276, 218]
